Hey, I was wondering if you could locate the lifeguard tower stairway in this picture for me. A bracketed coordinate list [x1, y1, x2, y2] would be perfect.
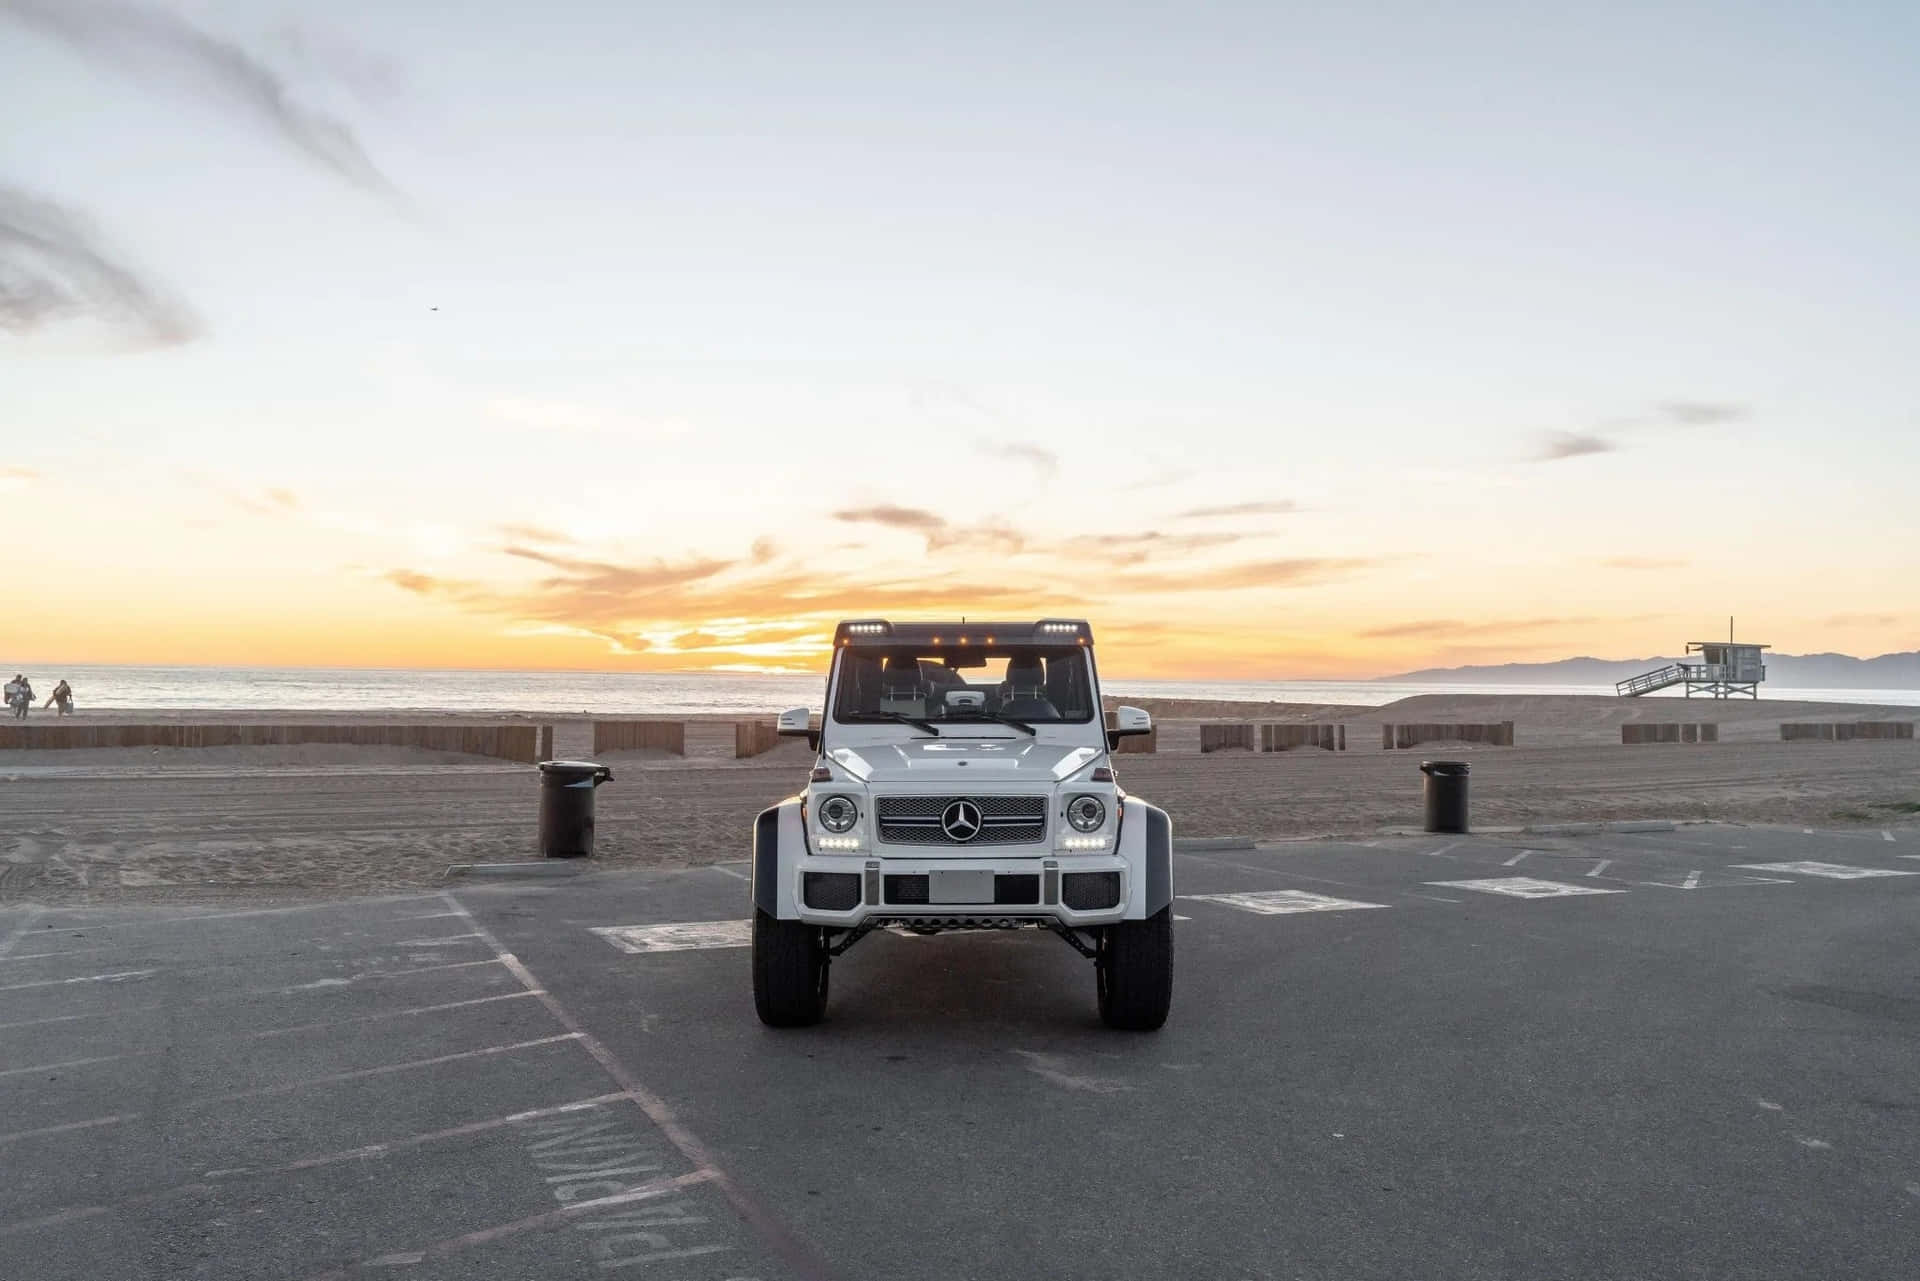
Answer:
[1617, 639, 1769, 700]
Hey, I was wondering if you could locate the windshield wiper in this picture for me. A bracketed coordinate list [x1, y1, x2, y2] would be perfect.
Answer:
[864, 711, 941, 736]
[988, 713, 1037, 736]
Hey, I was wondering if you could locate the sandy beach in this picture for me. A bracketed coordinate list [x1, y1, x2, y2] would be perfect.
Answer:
[2, 694, 1915, 905]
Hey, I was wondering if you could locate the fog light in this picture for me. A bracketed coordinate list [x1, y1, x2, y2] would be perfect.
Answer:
[816, 836, 861, 851]
[1060, 836, 1108, 850]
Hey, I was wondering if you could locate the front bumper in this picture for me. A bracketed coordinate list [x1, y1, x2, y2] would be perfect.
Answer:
[789, 852, 1130, 928]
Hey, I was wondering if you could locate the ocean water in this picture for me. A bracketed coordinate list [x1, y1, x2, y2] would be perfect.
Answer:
[13, 664, 1920, 715]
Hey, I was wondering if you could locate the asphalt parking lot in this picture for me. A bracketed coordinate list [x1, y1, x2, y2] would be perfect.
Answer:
[4, 822, 1918, 1280]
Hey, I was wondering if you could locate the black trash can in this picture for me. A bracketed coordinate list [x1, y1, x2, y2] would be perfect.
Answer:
[1420, 759, 1469, 834]
[538, 760, 613, 858]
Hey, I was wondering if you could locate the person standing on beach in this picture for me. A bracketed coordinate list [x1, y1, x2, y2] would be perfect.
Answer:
[45, 679, 72, 715]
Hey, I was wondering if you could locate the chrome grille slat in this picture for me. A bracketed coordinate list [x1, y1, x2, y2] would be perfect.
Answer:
[876, 795, 1047, 846]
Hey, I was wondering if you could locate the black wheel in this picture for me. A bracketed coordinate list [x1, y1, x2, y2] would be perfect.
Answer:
[752, 909, 829, 1027]
[1097, 907, 1173, 1030]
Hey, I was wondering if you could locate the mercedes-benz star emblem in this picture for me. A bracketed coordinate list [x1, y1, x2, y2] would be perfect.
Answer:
[940, 799, 982, 842]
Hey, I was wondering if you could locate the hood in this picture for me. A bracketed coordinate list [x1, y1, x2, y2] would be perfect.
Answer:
[828, 739, 1101, 785]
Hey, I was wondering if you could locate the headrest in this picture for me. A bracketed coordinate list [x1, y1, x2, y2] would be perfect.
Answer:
[1005, 655, 1045, 686]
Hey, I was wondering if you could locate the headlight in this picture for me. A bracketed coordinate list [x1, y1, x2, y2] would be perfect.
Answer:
[1066, 795, 1106, 833]
[817, 794, 859, 833]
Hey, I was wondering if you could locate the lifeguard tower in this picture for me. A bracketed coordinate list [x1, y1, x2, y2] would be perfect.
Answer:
[1617, 623, 1769, 699]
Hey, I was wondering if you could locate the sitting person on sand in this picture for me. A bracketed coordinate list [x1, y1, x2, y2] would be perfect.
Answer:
[45, 679, 73, 715]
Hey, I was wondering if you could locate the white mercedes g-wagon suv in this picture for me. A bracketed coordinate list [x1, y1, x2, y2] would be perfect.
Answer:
[752, 618, 1172, 1030]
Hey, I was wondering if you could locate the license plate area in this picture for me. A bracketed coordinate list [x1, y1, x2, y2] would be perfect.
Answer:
[929, 869, 995, 904]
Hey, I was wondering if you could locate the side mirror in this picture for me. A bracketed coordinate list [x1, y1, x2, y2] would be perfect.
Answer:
[1106, 705, 1151, 750]
[777, 706, 820, 751]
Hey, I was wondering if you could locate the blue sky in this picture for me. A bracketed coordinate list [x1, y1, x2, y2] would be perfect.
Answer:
[2, 0, 1916, 673]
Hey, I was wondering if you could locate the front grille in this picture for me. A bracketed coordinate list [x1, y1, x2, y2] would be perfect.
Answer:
[876, 795, 1047, 845]
[803, 872, 861, 911]
[884, 873, 1042, 906]
[1061, 871, 1121, 910]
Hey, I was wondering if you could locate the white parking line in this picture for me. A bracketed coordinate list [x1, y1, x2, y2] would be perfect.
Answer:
[1502, 850, 1533, 867]
[1884, 831, 1897, 842]
[1733, 861, 1920, 880]
[593, 921, 752, 954]
[1182, 890, 1389, 915]
[1586, 859, 1612, 878]
[0, 1051, 158, 1081]
[0, 1114, 139, 1147]
[190, 1033, 583, 1106]
[707, 865, 751, 882]
[1428, 877, 1627, 899]
[1423, 842, 1462, 858]
[242, 989, 545, 1039]
[0, 968, 157, 994]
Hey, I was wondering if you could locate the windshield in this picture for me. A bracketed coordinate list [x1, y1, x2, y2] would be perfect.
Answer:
[832, 644, 1096, 725]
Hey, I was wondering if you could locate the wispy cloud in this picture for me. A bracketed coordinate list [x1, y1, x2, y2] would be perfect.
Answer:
[1660, 401, 1746, 426]
[1174, 500, 1298, 519]
[1059, 531, 1241, 567]
[978, 442, 1058, 479]
[3, 0, 394, 195]
[1359, 616, 1593, 639]
[0, 465, 38, 493]
[832, 505, 1025, 554]
[228, 486, 300, 516]
[1824, 612, 1902, 627]
[495, 522, 576, 546]
[0, 185, 199, 347]
[1115, 557, 1380, 593]
[1599, 555, 1686, 570]
[1532, 432, 1615, 462]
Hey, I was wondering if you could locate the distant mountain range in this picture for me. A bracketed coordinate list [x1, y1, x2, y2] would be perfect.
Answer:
[1380, 651, 1920, 689]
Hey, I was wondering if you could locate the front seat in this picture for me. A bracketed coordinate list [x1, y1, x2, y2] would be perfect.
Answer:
[999, 655, 1059, 719]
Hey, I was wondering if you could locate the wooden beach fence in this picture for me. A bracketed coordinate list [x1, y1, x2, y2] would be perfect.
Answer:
[1381, 722, 1515, 750]
[0, 723, 540, 763]
[540, 725, 554, 761]
[734, 721, 783, 758]
[591, 721, 687, 755]
[1199, 724, 1257, 753]
[1621, 723, 1719, 744]
[1780, 721, 1915, 742]
[1260, 724, 1346, 752]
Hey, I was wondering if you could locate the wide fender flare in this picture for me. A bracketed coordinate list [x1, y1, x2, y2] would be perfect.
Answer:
[752, 798, 806, 918]
[1118, 796, 1174, 919]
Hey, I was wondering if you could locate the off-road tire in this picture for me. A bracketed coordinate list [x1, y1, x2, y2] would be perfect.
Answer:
[1097, 906, 1173, 1030]
[752, 909, 829, 1026]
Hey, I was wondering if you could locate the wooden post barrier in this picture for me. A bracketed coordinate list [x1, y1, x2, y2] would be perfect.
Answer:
[1381, 722, 1515, 750]
[1114, 728, 1158, 754]
[1199, 724, 1256, 753]
[1782, 721, 1915, 741]
[1259, 724, 1346, 752]
[591, 721, 687, 755]
[0, 723, 539, 763]
[539, 725, 554, 761]
[1622, 723, 1718, 744]
[734, 721, 782, 758]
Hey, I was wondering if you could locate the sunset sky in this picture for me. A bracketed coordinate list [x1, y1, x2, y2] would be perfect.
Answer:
[4, 0, 1916, 678]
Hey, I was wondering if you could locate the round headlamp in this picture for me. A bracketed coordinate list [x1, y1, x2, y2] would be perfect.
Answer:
[1066, 795, 1106, 833]
[817, 794, 859, 833]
